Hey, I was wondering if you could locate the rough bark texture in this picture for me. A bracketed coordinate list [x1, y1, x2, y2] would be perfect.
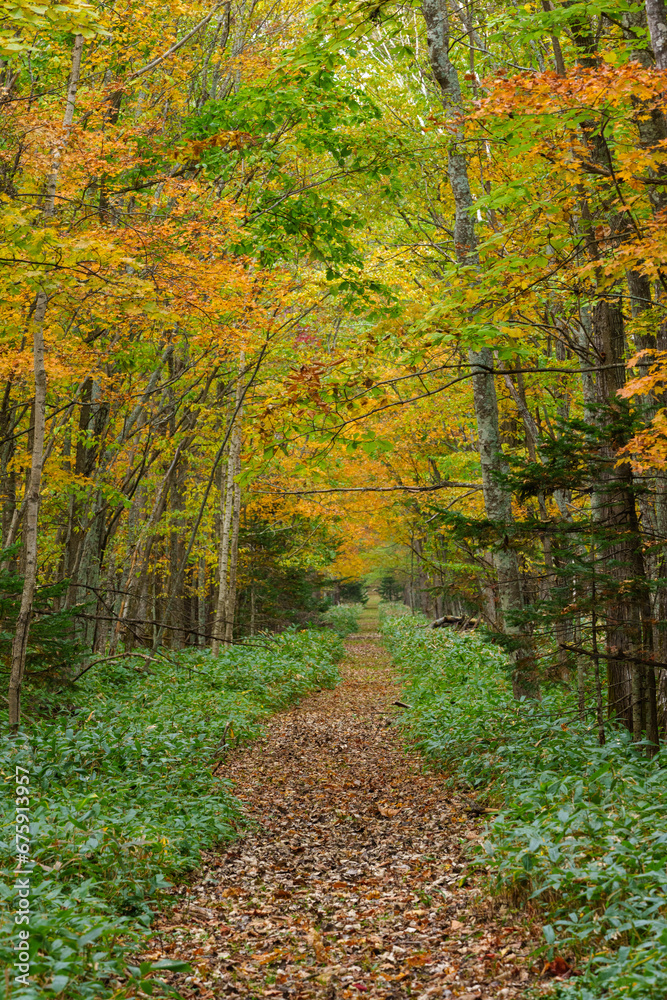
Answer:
[568, 18, 661, 746]
[645, 0, 667, 69]
[591, 301, 659, 746]
[422, 0, 536, 697]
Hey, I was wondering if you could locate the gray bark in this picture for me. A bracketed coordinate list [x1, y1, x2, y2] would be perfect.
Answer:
[591, 301, 658, 747]
[44, 35, 84, 215]
[110, 437, 190, 652]
[422, 0, 537, 697]
[7, 295, 47, 728]
[541, 1, 566, 75]
[212, 363, 244, 653]
[8, 35, 84, 728]
[645, 0, 667, 69]
[224, 445, 242, 643]
[212, 435, 235, 654]
[198, 556, 207, 645]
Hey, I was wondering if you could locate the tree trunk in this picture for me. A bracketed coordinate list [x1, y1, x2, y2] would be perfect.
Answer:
[422, 0, 536, 697]
[44, 34, 84, 215]
[7, 293, 47, 728]
[212, 438, 235, 654]
[110, 439, 188, 652]
[645, 0, 667, 70]
[568, 21, 661, 747]
[198, 556, 207, 645]
[224, 454, 242, 643]
[591, 300, 659, 747]
[7, 34, 84, 728]
[212, 366, 244, 653]
[0, 379, 18, 553]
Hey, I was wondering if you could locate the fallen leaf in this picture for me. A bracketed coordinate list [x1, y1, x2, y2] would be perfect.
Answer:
[543, 956, 574, 978]
[137, 634, 538, 1000]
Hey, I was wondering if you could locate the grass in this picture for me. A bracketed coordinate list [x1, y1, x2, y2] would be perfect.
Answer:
[380, 612, 667, 1000]
[0, 628, 343, 1000]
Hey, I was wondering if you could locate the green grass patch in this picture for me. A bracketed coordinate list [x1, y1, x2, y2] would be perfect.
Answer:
[381, 613, 667, 1000]
[1, 628, 343, 1000]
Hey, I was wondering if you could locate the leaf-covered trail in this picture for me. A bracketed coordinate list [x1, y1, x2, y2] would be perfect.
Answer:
[147, 611, 541, 999]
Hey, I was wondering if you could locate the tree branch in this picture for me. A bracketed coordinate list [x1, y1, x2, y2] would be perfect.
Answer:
[560, 642, 667, 672]
[251, 482, 481, 496]
[127, 5, 224, 81]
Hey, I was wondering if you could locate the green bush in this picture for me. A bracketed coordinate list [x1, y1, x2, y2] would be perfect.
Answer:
[377, 600, 411, 623]
[321, 602, 363, 636]
[0, 628, 343, 1000]
[381, 613, 667, 1000]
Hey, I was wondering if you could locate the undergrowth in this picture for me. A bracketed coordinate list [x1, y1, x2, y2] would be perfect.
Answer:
[321, 603, 363, 637]
[0, 628, 343, 1000]
[377, 600, 411, 621]
[381, 613, 667, 1000]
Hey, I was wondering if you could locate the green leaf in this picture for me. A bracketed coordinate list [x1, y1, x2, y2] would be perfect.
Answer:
[46, 976, 69, 993]
[543, 924, 556, 945]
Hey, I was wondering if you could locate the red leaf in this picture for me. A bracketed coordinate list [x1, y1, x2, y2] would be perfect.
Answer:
[542, 957, 573, 978]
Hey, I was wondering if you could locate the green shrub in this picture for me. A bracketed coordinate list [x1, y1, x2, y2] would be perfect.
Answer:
[377, 600, 411, 624]
[321, 602, 363, 637]
[381, 613, 667, 1000]
[0, 628, 343, 1000]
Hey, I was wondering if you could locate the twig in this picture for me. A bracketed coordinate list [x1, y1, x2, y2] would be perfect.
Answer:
[56, 652, 157, 692]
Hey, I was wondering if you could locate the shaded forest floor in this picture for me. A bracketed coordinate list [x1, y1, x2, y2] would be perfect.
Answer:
[144, 605, 545, 999]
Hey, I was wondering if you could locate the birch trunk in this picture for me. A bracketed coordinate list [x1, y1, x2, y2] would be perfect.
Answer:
[224, 446, 242, 643]
[422, 0, 536, 697]
[212, 367, 244, 653]
[44, 35, 84, 215]
[211, 438, 235, 655]
[7, 294, 47, 728]
[8, 35, 84, 728]
[198, 556, 207, 646]
[645, 0, 667, 69]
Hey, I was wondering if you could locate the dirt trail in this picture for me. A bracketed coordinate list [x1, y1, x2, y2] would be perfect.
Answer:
[147, 605, 541, 1000]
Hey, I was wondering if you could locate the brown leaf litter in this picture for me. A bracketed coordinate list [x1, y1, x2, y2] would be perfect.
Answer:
[141, 626, 552, 999]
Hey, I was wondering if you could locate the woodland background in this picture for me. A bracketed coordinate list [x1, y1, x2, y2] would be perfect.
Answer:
[4, 0, 667, 996]
[4, 0, 667, 741]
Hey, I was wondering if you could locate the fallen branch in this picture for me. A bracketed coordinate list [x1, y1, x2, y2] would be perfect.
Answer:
[432, 615, 479, 630]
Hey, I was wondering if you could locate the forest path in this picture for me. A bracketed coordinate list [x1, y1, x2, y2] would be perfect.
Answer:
[146, 608, 539, 1000]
